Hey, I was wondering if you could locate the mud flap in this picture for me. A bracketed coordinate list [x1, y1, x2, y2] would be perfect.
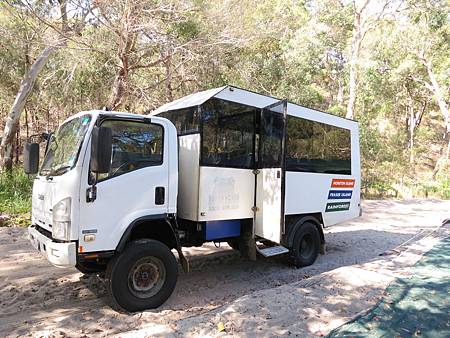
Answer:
[166, 218, 190, 273]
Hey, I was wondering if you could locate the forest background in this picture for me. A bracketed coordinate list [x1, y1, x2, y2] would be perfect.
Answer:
[0, 0, 449, 223]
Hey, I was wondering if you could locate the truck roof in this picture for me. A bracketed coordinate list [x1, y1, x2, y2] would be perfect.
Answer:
[149, 85, 358, 125]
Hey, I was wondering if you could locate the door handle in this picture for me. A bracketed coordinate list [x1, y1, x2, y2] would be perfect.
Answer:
[155, 187, 165, 205]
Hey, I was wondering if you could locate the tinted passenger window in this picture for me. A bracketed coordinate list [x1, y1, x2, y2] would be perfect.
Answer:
[201, 99, 255, 169]
[286, 116, 351, 175]
[259, 110, 284, 168]
[97, 120, 163, 180]
[158, 107, 200, 135]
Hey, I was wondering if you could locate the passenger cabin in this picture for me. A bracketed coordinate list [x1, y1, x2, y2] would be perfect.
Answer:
[150, 85, 360, 246]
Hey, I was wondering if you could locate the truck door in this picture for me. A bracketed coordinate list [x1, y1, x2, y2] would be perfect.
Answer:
[78, 118, 170, 252]
[254, 100, 287, 243]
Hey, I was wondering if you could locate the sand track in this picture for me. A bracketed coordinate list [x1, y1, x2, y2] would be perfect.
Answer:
[0, 199, 448, 337]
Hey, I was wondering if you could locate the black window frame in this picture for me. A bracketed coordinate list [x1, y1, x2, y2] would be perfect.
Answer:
[89, 117, 165, 184]
[285, 115, 352, 175]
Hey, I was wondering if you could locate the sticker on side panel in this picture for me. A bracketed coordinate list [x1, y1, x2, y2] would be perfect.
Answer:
[331, 178, 355, 188]
[328, 190, 353, 200]
[325, 202, 351, 212]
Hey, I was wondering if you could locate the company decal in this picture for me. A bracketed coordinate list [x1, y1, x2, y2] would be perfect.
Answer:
[331, 178, 355, 188]
[328, 190, 353, 200]
[325, 202, 351, 212]
[326, 178, 355, 212]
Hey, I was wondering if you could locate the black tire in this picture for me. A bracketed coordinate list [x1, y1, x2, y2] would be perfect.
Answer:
[227, 238, 239, 251]
[290, 222, 320, 268]
[106, 239, 178, 312]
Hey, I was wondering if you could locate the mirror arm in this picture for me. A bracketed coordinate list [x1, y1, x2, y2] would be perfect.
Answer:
[86, 172, 98, 203]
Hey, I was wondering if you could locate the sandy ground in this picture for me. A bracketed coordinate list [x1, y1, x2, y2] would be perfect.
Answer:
[0, 199, 449, 338]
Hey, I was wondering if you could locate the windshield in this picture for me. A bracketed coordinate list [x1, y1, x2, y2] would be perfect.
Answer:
[40, 115, 92, 176]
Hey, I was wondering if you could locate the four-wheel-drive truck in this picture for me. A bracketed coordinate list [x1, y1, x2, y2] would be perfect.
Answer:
[25, 85, 361, 312]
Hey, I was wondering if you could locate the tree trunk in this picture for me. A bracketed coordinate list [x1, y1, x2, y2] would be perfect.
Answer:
[346, 2, 368, 119]
[165, 56, 174, 102]
[106, 3, 138, 110]
[409, 104, 415, 164]
[346, 49, 358, 119]
[0, 46, 56, 171]
[0, 1, 70, 171]
[425, 62, 450, 159]
[107, 68, 127, 110]
[336, 77, 344, 104]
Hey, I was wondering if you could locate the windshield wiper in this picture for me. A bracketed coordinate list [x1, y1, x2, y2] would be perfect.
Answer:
[47, 165, 72, 177]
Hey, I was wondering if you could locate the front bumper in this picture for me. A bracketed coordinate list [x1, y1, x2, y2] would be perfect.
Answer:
[28, 225, 76, 268]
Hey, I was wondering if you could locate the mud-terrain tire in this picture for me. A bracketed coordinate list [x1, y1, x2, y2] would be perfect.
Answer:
[290, 222, 320, 268]
[106, 239, 178, 312]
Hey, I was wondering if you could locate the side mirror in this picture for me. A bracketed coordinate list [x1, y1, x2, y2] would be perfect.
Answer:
[23, 143, 39, 174]
[90, 126, 112, 174]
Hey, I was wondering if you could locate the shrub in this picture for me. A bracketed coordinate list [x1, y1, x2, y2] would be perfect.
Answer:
[0, 167, 32, 226]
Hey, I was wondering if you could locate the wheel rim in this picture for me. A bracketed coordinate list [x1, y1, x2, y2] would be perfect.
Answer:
[128, 256, 166, 299]
[299, 234, 314, 260]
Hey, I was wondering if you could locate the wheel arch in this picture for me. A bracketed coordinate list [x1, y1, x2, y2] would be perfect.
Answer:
[284, 213, 324, 249]
[116, 214, 178, 253]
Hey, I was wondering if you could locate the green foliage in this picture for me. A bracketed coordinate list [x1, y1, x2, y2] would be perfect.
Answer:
[0, 167, 32, 225]
[0, 0, 449, 205]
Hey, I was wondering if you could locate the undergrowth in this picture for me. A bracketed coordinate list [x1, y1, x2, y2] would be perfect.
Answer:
[0, 167, 32, 227]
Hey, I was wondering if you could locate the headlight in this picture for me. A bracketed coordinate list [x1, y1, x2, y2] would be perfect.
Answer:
[52, 197, 71, 240]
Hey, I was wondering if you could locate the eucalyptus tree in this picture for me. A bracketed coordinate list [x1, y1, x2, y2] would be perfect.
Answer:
[0, 0, 89, 171]
[399, 0, 450, 161]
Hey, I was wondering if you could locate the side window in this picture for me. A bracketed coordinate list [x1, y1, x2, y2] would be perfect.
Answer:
[201, 99, 255, 169]
[286, 116, 351, 175]
[157, 107, 200, 135]
[96, 120, 163, 181]
[259, 110, 284, 168]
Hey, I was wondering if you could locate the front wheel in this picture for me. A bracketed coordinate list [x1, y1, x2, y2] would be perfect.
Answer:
[290, 222, 320, 268]
[106, 239, 178, 312]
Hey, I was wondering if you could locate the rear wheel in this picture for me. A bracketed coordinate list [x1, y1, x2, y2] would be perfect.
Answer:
[106, 239, 178, 312]
[290, 222, 320, 267]
[227, 238, 240, 251]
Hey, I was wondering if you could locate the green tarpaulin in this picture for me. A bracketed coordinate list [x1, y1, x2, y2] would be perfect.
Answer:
[328, 235, 450, 338]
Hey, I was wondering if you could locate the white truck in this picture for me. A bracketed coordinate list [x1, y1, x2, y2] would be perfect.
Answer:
[25, 85, 361, 312]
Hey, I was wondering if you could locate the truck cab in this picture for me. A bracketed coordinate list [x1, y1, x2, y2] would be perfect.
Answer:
[28, 111, 182, 311]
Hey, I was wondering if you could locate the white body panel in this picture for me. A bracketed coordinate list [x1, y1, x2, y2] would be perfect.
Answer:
[285, 172, 360, 226]
[197, 167, 254, 221]
[78, 117, 178, 252]
[215, 87, 277, 108]
[177, 134, 200, 220]
[153, 86, 226, 114]
[255, 168, 282, 243]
